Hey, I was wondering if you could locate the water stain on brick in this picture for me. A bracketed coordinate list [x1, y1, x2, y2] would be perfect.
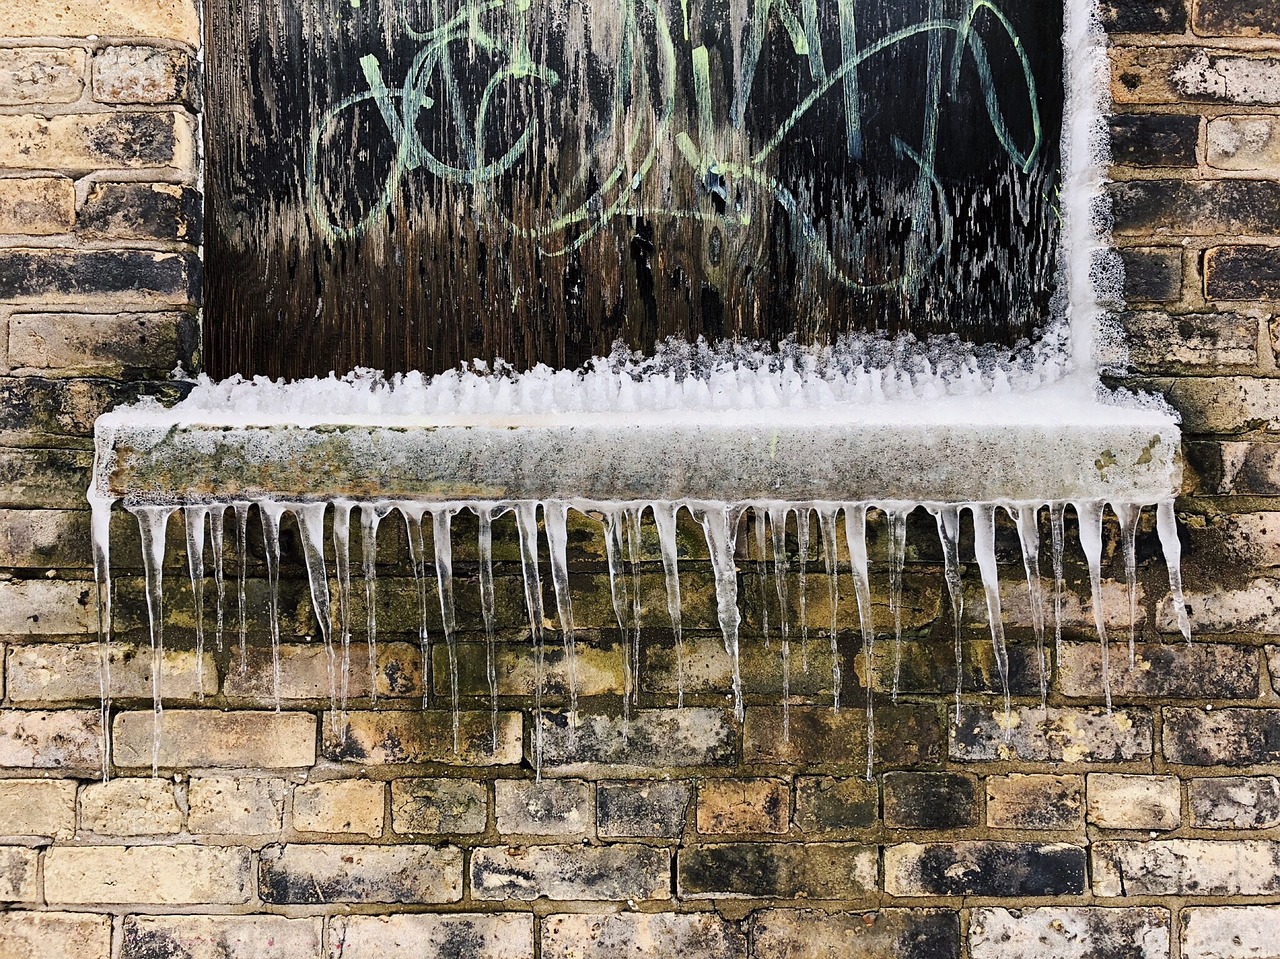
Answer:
[884, 773, 979, 829]
[890, 842, 1086, 897]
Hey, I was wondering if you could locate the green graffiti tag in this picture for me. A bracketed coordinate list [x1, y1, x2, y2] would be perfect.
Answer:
[306, 0, 1042, 294]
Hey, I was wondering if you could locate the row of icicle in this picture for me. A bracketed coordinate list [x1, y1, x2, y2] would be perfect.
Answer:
[89, 498, 1191, 781]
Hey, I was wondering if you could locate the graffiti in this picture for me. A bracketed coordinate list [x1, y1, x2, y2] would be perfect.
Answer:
[306, 0, 1043, 294]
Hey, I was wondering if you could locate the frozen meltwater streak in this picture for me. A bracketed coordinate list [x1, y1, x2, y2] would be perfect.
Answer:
[293, 502, 338, 724]
[887, 509, 907, 702]
[210, 505, 228, 654]
[933, 506, 965, 721]
[972, 505, 1012, 727]
[477, 506, 500, 746]
[1114, 502, 1141, 666]
[624, 508, 645, 706]
[359, 503, 388, 703]
[332, 501, 355, 715]
[183, 505, 208, 701]
[432, 507, 461, 753]
[233, 502, 250, 675]
[259, 502, 286, 709]
[1050, 502, 1066, 660]
[817, 507, 842, 712]
[90, 494, 112, 782]
[129, 504, 175, 777]
[515, 503, 547, 779]
[1012, 504, 1048, 707]
[400, 503, 432, 710]
[1075, 500, 1113, 713]
[697, 503, 745, 723]
[768, 507, 791, 740]
[544, 502, 579, 725]
[843, 504, 876, 779]
[602, 510, 634, 717]
[653, 503, 686, 709]
[796, 509, 811, 674]
[1157, 500, 1192, 641]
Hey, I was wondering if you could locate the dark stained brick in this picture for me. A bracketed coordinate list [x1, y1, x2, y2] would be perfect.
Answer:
[1110, 114, 1200, 167]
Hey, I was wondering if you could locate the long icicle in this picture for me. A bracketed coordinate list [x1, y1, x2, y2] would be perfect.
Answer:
[696, 503, 744, 723]
[1050, 502, 1066, 661]
[887, 508, 908, 702]
[653, 502, 685, 709]
[259, 502, 286, 710]
[544, 502, 579, 725]
[332, 501, 355, 717]
[797, 507, 811, 673]
[1114, 502, 1141, 666]
[401, 503, 431, 710]
[624, 507, 645, 705]
[359, 503, 386, 703]
[294, 502, 337, 725]
[1156, 500, 1191, 641]
[817, 506, 841, 712]
[233, 502, 250, 676]
[602, 510, 634, 719]
[131, 505, 175, 777]
[210, 505, 227, 653]
[183, 505, 209, 702]
[432, 507, 461, 752]
[515, 502, 547, 779]
[1012, 504, 1049, 708]
[755, 508, 771, 648]
[477, 505, 500, 747]
[972, 504, 1012, 726]
[769, 506, 792, 741]
[933, 506, 965, 722]
[843, 504, 876, 780]
[1074, 500, 1113, 712]
[90, 495, 113, 783]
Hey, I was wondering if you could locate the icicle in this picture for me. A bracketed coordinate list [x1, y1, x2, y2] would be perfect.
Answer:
[653, 502, 685, 709]
[332, 501, 354, 716]
[544, 502, 579, 724]
[130, 504, 176, 777]
[796, 508, 811, 672]
[400, 503, 432, 709]
[754, 509, 770, 648]
[842, 505, 876, 780]
[432, 507, 461, 752]
[182, 506, 209, 702]
[887, 509, 908, 702]
[932, 506, 965, 721]
[1012, 504, 1048, 707]
[1156, 500, 1191, 641]
[210, 505, 227, 653]
[1113, 502, 1141, 666]
[971, 504, 1012, 725]
[294, 502, 337, 721]
[696, 503, 744, 722]
[259, 502, 286, 710]
[477, 505, 500, 747]
[1050, 502, 1066, 661]
[768, 506, 792, 741]
[623, 507, 645, 705]
[90, 494, 113, 783]
[233, 502, 250, 676]
[817, 507, 841, 712]
[1074, 500, 1112, 712]
[360, 503, 392, 703]
[515, 502, 547, 779]
[602, 509, 634, 718]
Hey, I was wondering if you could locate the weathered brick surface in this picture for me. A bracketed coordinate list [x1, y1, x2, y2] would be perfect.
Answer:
[325, 710, 519, 765]
[885, 842, 1086, 897]
[986, 774, 1084, 830]
[1204, 246, 1280, 301]
[597, 779, 691, 838]
[45, 845, 252, 904]
[540, 707, 736, 771]
[1112, 48, 1280, 105]
[1117, 311, 1258, 369]
[1110, 114, 1200, 167]
[0, 579, 96, 635]
[0, 249, 198, 305]
[8, 642, 213, 703]
[679, 843, 877, 899]
[9, 311, 196, 375]
[1187, 444, 1280, 495]
[1112, 180, 1280, 237]
[1188, 776, 1280, 828]
[1088, 774, 1182, 830]
[1058, 642, 1259, 699]
[970, 907, 1170, 959]
[0, 0, 200, 44]
[391, 778, 488, 835]
[473, 844, 669, 901]
[543, 913, 744, 959]
[79, 181, 201, 241]
[0, 778, 75, 837]
[752, 908, 960, 959]
[0, 448, 93, 509]
[792, 776, 877, 833]
[79, 777, 182, 835]
[187, 776, 286, 835]
[883, 772, 978, 829]
[697, 778, 788, 834]
[1207, 116, 1280, 170]
[745, 704, 942, 768]
[1119, 247, 1184, 303]
[331, 914, 533, 959]
[0, 911, 111, 959]
[1163, 707, 1280, 765]
[0, 176, 75, 234]
[495, 778, 592, 836]
[92, 45, 195, 105]
[0, 846, 40, 901]
[1182, 906, 1280, 959]
[293, 779, 385, 836]
[950, 706, 1152, 764]
[260, 843, 462, 904]
[226, 642, 422, 701]
[0, 48, 85, 105]
[1100, 0, 1187, 33]
[0, 112, 195, 172]
[0, 708, 100, 770]
[114, 709, 316, 768]
[1094, 840, 1280, 896]
[122, 915, 322, 959]
[1193, 0, 1280, 36]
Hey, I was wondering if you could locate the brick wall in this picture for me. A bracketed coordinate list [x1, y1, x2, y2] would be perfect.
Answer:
[1, 0, 1279, 957]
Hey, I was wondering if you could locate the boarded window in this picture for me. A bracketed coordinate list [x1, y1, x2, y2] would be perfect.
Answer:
[204, 0, 1064, 378]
